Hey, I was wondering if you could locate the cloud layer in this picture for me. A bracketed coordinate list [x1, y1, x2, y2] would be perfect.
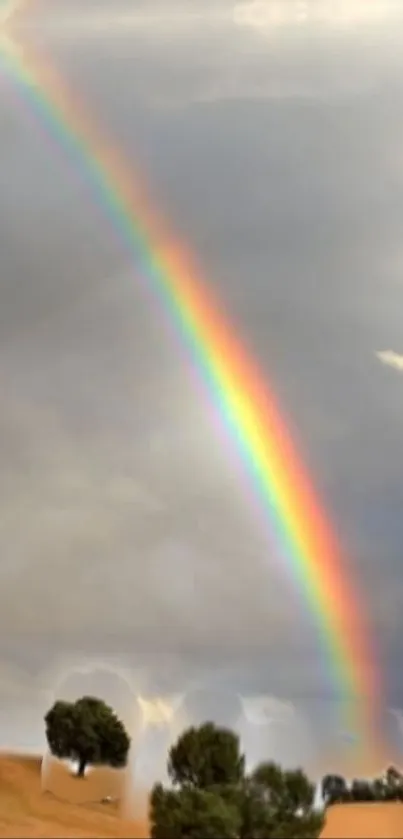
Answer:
[1, 0, 403, 767]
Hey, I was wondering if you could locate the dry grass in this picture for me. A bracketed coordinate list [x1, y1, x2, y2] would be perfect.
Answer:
[0, 753, 148, 837]
[42, 756, 126, 807]
[0, 753, 402, 838]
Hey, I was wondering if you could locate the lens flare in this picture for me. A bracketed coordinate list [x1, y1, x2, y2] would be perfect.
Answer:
[137, 695, 184, 728]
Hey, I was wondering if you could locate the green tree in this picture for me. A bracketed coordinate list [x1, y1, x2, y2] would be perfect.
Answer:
[384, 765, 403, 800]
[44, 695, 130, 777]
[385, 765, 403, 786]
[371, 776, 387, 801]
[150, 784, 241, 839]
[150, 723, 324, 839]
[167, 722, 245, 789]
[350, 778, 375, 802]
[241, 761, 324, 838]
[321, 773, 350, 806]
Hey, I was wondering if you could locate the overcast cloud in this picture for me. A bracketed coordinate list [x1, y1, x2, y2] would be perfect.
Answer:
[1, 0, 403, 777]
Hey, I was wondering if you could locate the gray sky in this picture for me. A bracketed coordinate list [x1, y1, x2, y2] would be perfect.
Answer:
[1, 0, 403, 775]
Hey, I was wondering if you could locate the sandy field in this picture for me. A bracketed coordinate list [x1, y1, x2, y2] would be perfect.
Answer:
[0, 754, 148, 838]
[0, 753, 402, 838]
[322, 802, 403, 838]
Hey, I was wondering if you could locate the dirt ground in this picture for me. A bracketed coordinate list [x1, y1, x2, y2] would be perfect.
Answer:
[0, 753, 403, 838]
[322, 802, 403, 838]
[0, 754, 148, 837]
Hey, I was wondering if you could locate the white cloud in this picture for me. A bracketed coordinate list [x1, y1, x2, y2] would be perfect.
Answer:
[10, 1, 230, 39]
[10, 0, 395, 109]
[239, 694, 296, 726]
[376, 349, 403, 372]
[233, 0, 401, 31]
[238, 695, 317, 770]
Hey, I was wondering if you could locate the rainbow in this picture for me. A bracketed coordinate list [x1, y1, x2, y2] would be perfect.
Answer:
[0, 19, 381, 760]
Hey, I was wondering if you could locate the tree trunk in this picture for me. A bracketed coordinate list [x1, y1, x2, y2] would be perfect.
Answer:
[76, 757, 87, 778]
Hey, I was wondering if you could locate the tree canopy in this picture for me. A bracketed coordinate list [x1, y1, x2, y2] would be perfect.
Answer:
[168, 722, 245, 789]
[321, 764, 403, 806]
[321, 773, 350, 806]
[150, 722, 324, 839]
[240, 762, 323, 839]
[44, 695, 131, 777]
[150, 784, 241, 839]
